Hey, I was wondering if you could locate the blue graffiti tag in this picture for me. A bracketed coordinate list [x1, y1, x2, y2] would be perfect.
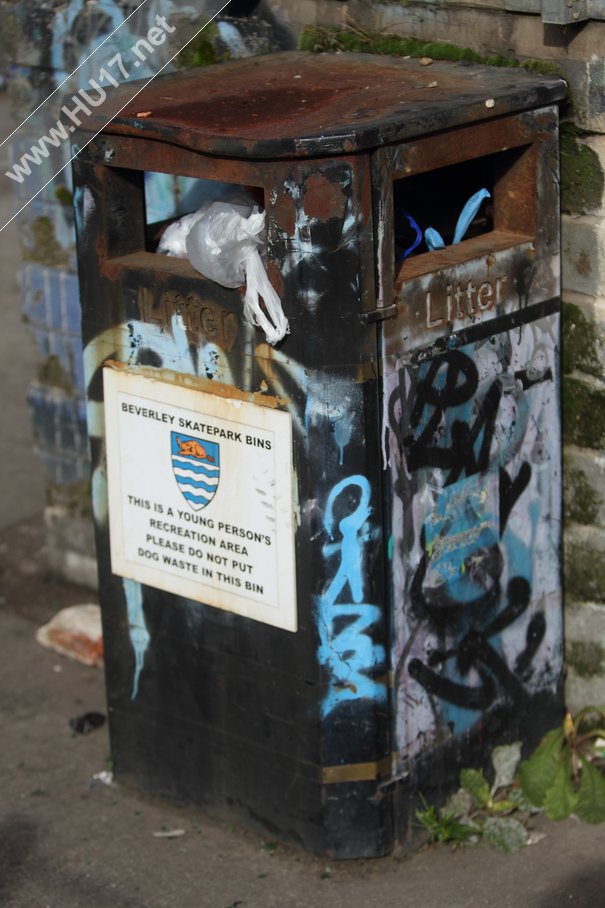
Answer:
[123, 578, 150, 700]
[317, 475, 386, 717]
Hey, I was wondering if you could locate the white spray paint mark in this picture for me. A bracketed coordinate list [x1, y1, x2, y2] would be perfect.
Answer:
[122, 577, 150, 700]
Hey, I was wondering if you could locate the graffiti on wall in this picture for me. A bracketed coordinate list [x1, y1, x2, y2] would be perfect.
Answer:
[316, 476, 387, 717]
[386, 315, 562, 755]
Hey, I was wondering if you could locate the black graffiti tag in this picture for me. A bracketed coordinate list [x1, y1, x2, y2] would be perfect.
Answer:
[402, 350, 503, 485]
[389, 349, 546, 712]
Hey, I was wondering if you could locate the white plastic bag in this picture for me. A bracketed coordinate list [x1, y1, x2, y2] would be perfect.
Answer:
[185, 198, 289, 346]
[156, 210, 205, 257]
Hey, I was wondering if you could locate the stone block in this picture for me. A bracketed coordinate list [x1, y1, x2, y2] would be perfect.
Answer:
[561, 131, 605, 217]
[562, 372, 605, 449]
[564, 523, 605, 602]
[564, 444, 605, 527]
[562, 213, 605, 300]
[564, 600, 605, 711]
[562, 299, 605, 378]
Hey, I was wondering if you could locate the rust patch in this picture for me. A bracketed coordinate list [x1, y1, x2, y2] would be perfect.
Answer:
[158, 85, 336, 135]
[303, 173, 347, 221]
[78, 52, 566, 160]
[272, 191, 297, 237]
[266, 261, 285, 298]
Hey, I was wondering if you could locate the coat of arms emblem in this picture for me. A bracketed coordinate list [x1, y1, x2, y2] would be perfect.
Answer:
[171, 432, 220, 511]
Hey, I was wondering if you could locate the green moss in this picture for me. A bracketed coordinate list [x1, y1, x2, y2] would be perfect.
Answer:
[565, 541, 605, 602]
[562, 301, 602, 378]
[567, 640, 605, 678]
[560, 125, 605, 214]
[299, 26, 567, 81]
[523, 59, 567, 79]
[54, 185, 73, 207]
[22, 216, 71, 268]
[37, 355, 73, 394]
[562, 375, 605, 449]
[173, 21, 223, 69]
[299, 26, 506, 65]
[563, 458, 602, 525]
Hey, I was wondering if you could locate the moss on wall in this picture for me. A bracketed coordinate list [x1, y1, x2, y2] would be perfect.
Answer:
[299, 25, 567, 80]
[567, 640, 605, 678]
[560, 125, 605, 214]
[563, 458, 602, 526]
[300, 25, 514, 65]
[563, 375, 605, 449]
[562, 301, 602, 378]
[37, 355, 73, 395]
[22, 216, 72, 269]
[565, 540, 605, 602]
[172, 21, 222, 69]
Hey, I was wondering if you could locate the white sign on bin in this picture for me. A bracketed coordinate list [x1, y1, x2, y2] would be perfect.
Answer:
[103, 367, 297, 632]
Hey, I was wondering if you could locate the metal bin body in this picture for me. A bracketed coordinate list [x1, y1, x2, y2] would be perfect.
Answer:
[73, 52, 565, 858]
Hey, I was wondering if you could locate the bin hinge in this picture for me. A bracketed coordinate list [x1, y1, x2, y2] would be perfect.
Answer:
[360, 303, 398, 325]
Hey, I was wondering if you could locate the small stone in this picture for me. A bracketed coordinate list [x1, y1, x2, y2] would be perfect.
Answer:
[420, 57, 433, 66]
[485, 98, 496, 109]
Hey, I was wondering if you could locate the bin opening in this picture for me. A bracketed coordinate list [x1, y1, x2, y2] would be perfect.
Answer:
[393, 145, 531, 267]
[142, 173, 265, 256]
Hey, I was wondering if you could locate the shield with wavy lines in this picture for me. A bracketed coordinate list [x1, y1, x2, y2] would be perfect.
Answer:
[171, 432, 220, 511]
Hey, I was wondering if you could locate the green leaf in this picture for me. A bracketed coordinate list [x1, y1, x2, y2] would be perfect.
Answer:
[482, 816, 528, 853]
[542, 753, 578, 821]
[415, 804, 478, 843]
[443, 789, 474, 819]
[460, 768, 491, 808]
[518, 728, 565, 807]
[490, 799, 517, 814]
[575, 759, 605, 824]
[491, 742, 522, 792]
[507, 787, 537, 813]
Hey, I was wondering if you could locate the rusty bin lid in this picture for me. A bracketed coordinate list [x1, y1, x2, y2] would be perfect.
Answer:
[85, 51, 566, 159]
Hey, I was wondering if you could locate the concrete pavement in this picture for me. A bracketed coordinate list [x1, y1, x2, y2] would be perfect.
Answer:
[1, 591, 605, 907]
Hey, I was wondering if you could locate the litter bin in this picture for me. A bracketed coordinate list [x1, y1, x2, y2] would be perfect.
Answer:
[72, 52, 566, 858]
